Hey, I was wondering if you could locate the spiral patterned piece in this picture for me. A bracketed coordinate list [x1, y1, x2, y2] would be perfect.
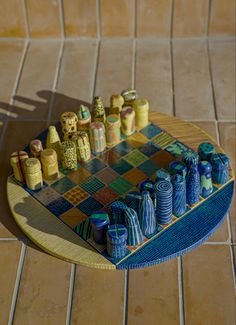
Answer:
[154, 180, 173, 225]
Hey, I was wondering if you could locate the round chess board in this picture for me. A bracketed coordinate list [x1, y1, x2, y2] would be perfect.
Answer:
[7, 112, 234, 270]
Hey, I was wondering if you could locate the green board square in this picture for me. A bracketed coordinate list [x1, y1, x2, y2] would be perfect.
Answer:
[138, 160, 159, 177]
[51, 177, 77, 195]
[110, 159, 133, 175]
[123, 149, 148, 167]
[80, 176, 105, 195]
[109, 177, 133, 195]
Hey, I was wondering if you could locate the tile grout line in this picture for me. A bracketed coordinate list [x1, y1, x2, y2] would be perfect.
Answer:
[65, 263, 76, 325]
[229, 242, 236, 293]
[132, 38, 137, 90]
[133, 0, 137, 38]
[123, 269, 129, 325]
[22, 0, 30, 39]
[8, 240, 27, 325]
[178, 257, 185, 325]
[59, 0, 66, 39]
[96, 0, 101, 39]
[206, 0, 212, 37]
[91, 39, 101, 101]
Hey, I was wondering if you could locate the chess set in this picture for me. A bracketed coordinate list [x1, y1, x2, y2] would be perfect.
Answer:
[8, 90, 234, 269]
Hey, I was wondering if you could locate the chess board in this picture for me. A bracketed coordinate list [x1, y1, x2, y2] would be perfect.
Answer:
[7, 115, 234, 269]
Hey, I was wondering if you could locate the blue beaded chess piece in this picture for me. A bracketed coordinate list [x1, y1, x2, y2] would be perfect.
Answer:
[211, 153, 229, 184]
[198, 161, 213, 198]
[172, 174, 186, 217]
[139, 191, 156, 236]
[124, 208, 143, 246]
[110, 200, 127, 224]
[125, 191, 142, 213]
[154, 180, 173, 225]
[155, 168, 171, 182]
[183, 150, 199, 170]
[198, 142, 215, 161]
[169, 160, 187, 178]
[90, 211, 110, 244]
[106, 224, 127, 259]
[186, 164, 200, 206]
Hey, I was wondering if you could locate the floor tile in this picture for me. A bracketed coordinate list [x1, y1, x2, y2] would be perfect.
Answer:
[83, 157, 106, 174]
[128, 259, 179, 325]
[95, 167, 119, 184]
[191, 121, 218, 140]
[12, 41, 61, 120]
[110, 158, 134, 175]
[52, 40, 98, 120]
[123, 149, 148, 167]
[182, 245, 235, 325]
[173, 0, 208, 37]
[109, 176, 133, 195]
[0, 0, 25, 37]
[63, 0, 97, 37]
[60, 207, 88, 228]
[93, 186, 119, 206]
[67, 167, 91, 185]
[71, 266, 125, 324]
[100, 0, 133, 37]
[95, 39, 134, 106]
[14, 245, 71, 325]
[209, 0, 235, 36]
[80, 176, 105, 195]
[27, 0, 61, 37]
[173, 40, 215, 120]
[123, 168, 147, 186]
[209, 41, 235, 120]
[64, 186, 89, 205]
[51, 177, 77, 195]
[136, 39, 173, 115]
[77, 197, 103, 216]
[0, 241, 22, 325]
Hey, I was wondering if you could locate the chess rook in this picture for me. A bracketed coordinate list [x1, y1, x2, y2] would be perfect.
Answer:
[172, 174, 186, 217]
[107, 224, 127, 259]
[186, 164, 200, 206]
[125, 208, 143, 246]
[154, 180, 173, 225]
[198, 161, 213, 198]
[211, 153, 229, 184]
[61, 140, 77, 170]
[120, 106, 135, 136]
[24, 158, 43, 190]
[133, 98, 149, 129]
[139, 191, 156, 236]
[198, 142, 215, 161]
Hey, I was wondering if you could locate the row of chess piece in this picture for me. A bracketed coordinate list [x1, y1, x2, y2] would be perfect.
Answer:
[89, 142, 230, 259]
[10, 89, 149, 191]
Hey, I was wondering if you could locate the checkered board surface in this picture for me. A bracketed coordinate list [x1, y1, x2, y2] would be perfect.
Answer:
[11, 121, 234, 267]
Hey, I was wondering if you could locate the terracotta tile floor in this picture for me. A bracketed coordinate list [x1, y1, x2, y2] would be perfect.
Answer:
[0, 38, 235, 325]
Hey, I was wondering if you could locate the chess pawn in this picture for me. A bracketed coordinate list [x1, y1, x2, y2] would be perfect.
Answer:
[40, 148, 59, 181]
[183, 150, 199, 170]
[172, 174, 186, 217]
[60, 112, 78, 140]
[10, 151, 29, 183]
[90, 122, 106, 154]
[110, 200, 127, 224]
[125, 191, 142, 214]
[211, 153, 229, 184]
[107, 224, 128, 259]
[169, 160, 187, 178]
[198, 142, 215, 161]
[155, 168, 171, 182]
[139, 191, 156, 236]
[30, 140, 43, 159]
[154, 180, 173, 225]
[77, 105, 91, 133]
[186, 164, 200, 206]
[110, 94, 124, 116]
[23, 158, 43, 190]
[46, 125, 62, 161]
[61, 140, 77, 170]
[105, 114, 121, 146]
[133, 98, 149, 129]
[120, 106, 135, 136]
[124, 208, 143, 246]
[198, 161, 213, 198]
[93, 96, 106, 123]
[121, 89, 137, 107]
[72, 131, 91, 162]
[139, 179, 156, 208]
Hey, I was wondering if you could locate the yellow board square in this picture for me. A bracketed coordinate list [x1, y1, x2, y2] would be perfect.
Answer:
[126, 132, 149, 148]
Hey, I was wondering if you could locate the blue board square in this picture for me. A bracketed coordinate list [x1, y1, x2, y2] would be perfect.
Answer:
[46, 197, 73, 217]
[139, 142, 160, 157]
[140, 123, 162, 139]
[138, 160, 159, 177]
[110, 159, 133, 175]
[80, 176, 105, 194]
[51, 177, 76, 195]
[77, 197, 103, 216]
[111, 141, 134, 156]
[165, 141, 189, 158]
[83, 158, 106, 174]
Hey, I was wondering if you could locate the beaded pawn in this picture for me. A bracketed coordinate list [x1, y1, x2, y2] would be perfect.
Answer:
[211, 153, 230, 185]
[198, 142, 215, 161]
[198, 161, 213, 198]
[183, 150, 199, 170]
[61, 140, 77, 170]
[172, 174, 186, 217]
[186, 164, 200, 206]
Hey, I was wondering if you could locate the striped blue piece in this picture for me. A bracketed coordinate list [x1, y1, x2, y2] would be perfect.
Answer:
[139, 191, 156, 236]
[211, 153, 229, 184]
[186, 164, 200, 206]
[107, 224, 128, 259]
[172, 174, 186, 217]
[110, 200, 127, 224]
[125, 191, 142, 213]
[154, 180, 173, 224]
[125, 208, 144, 246]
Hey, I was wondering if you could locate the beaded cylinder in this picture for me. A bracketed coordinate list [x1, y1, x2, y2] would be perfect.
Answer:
[10, 151, 29, 183]
[30, 139, 43, 159]
[154, 180, 173, 225]
[125, 191, 142, 213]
[90, 122, 106, 154]
[169, 160, 187, 178]
[105, 114, 121, 146]
[24, 158, 43, 190]
[155, 168, 171, 182]
[90, 211, 110, 244]
[110, 200, 127, 224]
[72, 131, 91, 162]
[107, 224, 127, 259]
[139, 191, 156, 236]
[198, 161, 213, 198]
[186, 164, 200, 206]
[61, 140, 77, 170]
[124, 208, 143, 246]
[120, 106, 135, 136]
[77, 105, 91, 133]
[133, 98, 149, 129]
[110, 94, 124, 116]
[172, 174, 186, 217]
[198, 142, 215, 161]
[183, 150, 199, 170]
[211, 153, 229, 184]
[40, 149, 59, 181]
[139, 179, 156, 208]
[93, 96, 106, 123]
[121, 89, 137, 106]
[60, 112, 78, 140]
[46, 125, 62, 161]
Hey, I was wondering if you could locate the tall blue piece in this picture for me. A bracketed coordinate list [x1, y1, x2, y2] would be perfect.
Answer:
[110, 200, 127, 224]
[125, 191, 142, 213]
[169, 160, 187, 178]
[124, 208, 143, 246]
[106, 224, 127, 259]
[183, 150, 199, 170]
[198, 161, 213, 198]
[154, 180, 173, 225]
[186, 164, 200, 206]
[139, 191, 156, 236]
[198, 142, 215, 161]
[172, 174, 186, 217]
[211, 153, 229, 184]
